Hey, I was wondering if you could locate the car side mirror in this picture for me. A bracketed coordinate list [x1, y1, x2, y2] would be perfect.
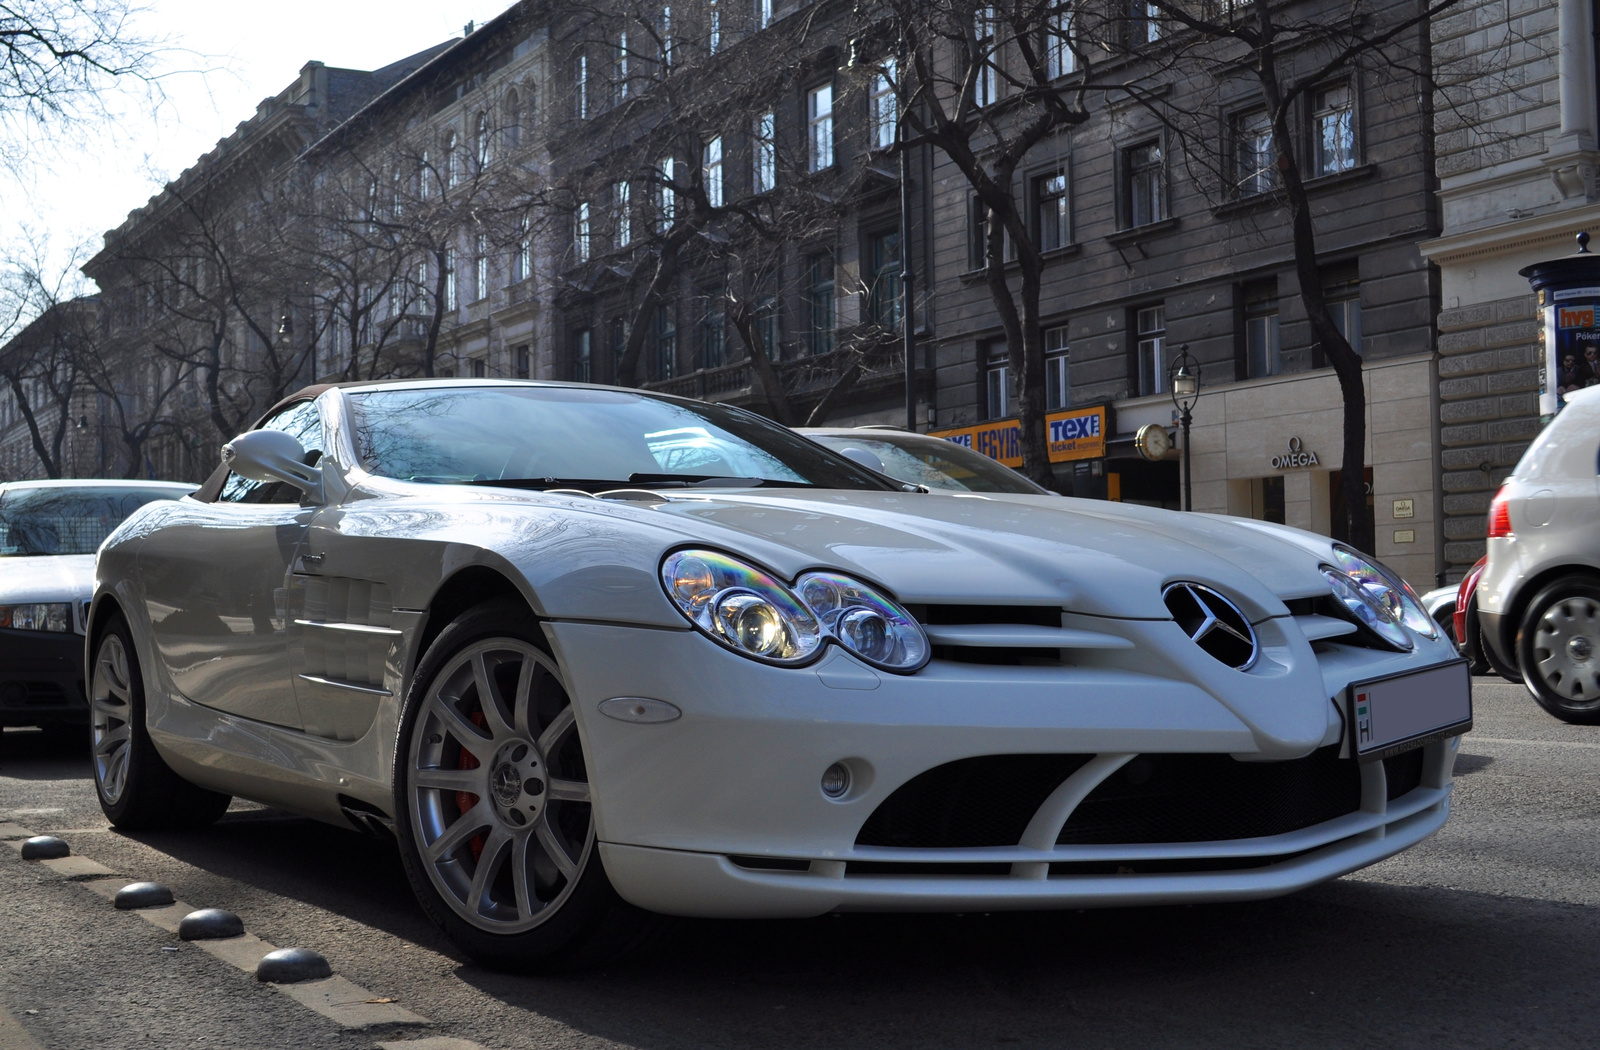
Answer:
[837, 446, 887, 474]
[221, 430, 324, 504]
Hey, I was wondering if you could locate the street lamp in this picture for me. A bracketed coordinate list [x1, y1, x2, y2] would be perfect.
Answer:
[1169, 344, 1199, 512]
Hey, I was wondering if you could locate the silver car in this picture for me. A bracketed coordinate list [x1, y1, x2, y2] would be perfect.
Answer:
[90, 380, 1471, 969]
[1476, 384, 1600, 723]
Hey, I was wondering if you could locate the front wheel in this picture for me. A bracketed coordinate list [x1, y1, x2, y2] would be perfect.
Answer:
[1516, 577, 1600, 725]
[392, 600, 649, 970]
[91, 613, 232, 829]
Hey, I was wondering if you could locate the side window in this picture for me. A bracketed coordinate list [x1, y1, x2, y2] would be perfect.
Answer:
[218, 400, 326, 505]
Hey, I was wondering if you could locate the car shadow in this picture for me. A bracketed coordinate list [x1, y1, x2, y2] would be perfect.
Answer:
[0, 726, 93, 781]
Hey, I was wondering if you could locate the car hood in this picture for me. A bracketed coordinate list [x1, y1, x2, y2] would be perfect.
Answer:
[0, 554, 95, 603]
[629, 489, 1335, 621]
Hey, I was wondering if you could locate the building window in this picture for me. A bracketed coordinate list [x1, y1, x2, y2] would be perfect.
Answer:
[573, 329, 592, 383]
[614, 30, 629, 104]
[1125, 141, 1165, 227]
[514, 214, 531, 282]
[1325, 267, 1362, 355]
[1234, 110, 1274, 196]
[871, 60, 897, 151]
[504, 89, 522, 150]
[700, 292, 726, 369]
[1313, 84, 1355, 176]
[476, 112, 491, 170]
[1046, 8, 1075, 78]
[1130, 0, 1161, 45]
[615, 181, 631, 247]
[806, 252, 835, 356]
[576, 53, 588, 119]
[755, 290, 779, 360]
[514, 344, 530, 379]
[659, 5, 674, 68]
[470, 357, 487, 378]
[609, 318, 628, 379]
[655, 305, 677, 379]
[1045, 325, 1070, 410]
[752, 112, 776, 194]
[473, 232, 488, 301]
[656, 156, 676, 231]
[575, 201, 591, 263]
[443, 247, 458, 311]
[973, 6, 997, 107]
[1244, 282, 1281, 378]
[1136, 304, 1165, 396]
[868, 228, 902, 331]
[985, 343, 1010, 419]
[708, 0, 721, 53]
[445, 131, 460, 189]
[808, 82, 834, 171]
[757, 0, 772, 29]
[703, 135, 723, 208]
[419, 150, 433, 199]
[1035, 170, 1069, 251]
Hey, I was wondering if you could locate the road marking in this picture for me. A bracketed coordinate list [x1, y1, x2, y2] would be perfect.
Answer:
[0, 1006, 45, 1050]
[8, 823, 430, 1032]
[1467, 736, 1600, 751]
[377, 1039, 492, 1050]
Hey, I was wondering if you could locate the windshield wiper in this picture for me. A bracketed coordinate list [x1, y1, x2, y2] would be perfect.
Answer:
[627, 472, 812, 488]
[447, 474, 812, 493]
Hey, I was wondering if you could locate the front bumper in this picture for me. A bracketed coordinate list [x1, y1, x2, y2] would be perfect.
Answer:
[0, 627, 88, 726]
[546, 620, 1461, 918]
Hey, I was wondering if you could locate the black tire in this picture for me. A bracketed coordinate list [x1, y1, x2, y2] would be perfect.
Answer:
[392, 599, 651, 971]
[1516, 576, 1600, 725]
[90, 613, 232, 829]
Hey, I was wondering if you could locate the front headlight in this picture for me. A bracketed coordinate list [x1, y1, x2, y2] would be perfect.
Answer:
[662, 551, 823, 665]
[661, 550, 929, 672]
[0, 603, 73, 633]
[1330, 545, 1438, 641]
[1322, 568, 1413, 651]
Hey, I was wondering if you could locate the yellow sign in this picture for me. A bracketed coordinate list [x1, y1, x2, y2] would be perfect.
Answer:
[930, 406, 1107, 466]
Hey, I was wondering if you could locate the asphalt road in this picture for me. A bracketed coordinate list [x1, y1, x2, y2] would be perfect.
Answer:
[2, 675, 1597, 1050]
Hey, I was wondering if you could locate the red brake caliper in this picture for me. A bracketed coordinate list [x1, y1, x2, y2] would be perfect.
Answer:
[455, 710, 488, 861]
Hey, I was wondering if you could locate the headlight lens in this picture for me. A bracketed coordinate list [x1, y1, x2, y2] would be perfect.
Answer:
[796, 571, 929, 672]
[661, 551, 822, 664]
[1330, 545, 1438, 640]
[661, 551, 928, 672]
[0, 602, 73, 633]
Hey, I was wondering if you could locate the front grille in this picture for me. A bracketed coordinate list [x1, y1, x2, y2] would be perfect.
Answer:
[856, 754, 1093, 848]
[1056, 746, 1361, 845]
[1383, 748, 1425, 800]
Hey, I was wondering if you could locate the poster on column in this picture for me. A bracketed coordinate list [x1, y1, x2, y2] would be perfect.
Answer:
[1542, 286, 1600, 416]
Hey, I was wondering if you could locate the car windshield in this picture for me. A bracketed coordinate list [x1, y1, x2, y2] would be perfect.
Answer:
[806, 433, 1048, 494]
[0, 486, 189, 556]
[345, 385, 895, 491]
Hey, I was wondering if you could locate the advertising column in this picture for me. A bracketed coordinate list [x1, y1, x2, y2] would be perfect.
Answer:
[1519, 232, 1600, 421]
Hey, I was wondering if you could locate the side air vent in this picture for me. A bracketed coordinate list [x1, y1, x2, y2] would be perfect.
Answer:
[1162, 582, 1259, 671]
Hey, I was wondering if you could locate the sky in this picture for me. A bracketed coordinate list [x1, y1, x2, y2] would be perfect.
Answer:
[1, 0, 504, 297]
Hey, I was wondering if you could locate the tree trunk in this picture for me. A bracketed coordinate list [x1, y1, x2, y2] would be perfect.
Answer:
[729, 296, 795, 426]
[804, 354, 864, 426]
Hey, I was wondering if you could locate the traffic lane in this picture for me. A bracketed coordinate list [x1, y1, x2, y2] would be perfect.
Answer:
[3, 678, 1597, 1049]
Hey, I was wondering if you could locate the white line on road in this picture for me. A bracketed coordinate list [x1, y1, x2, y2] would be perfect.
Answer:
[377, 1038, 492, 1050]
[1465, 736, 1600, 751]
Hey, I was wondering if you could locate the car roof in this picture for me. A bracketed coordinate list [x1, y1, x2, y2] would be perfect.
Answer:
[799, 427, 948, 443]
[260, 378, 716, 428]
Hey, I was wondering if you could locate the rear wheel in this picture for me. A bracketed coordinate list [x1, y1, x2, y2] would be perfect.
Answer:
[392, 600, 649, 970]
[1516, 577, 1600, 725]
[91, 614, 232, 829]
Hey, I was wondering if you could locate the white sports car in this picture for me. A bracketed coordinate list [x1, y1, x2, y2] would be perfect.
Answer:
[90, 380, 1472, 969]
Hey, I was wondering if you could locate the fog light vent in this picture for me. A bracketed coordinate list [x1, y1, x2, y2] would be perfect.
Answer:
[821, 763, 851, 798]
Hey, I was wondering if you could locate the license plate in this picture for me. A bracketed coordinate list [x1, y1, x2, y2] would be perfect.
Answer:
[1348, 660, 1473, 762]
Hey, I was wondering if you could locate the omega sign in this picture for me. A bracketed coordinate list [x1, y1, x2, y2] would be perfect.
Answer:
[1271, 436, 1321, 469]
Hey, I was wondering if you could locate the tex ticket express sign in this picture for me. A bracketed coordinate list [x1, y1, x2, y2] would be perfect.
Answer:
[930, 405, 1107, 466]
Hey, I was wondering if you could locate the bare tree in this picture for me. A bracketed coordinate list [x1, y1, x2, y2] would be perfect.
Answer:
[0, 241, 98, 477]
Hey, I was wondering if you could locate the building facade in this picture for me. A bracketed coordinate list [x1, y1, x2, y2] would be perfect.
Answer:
[1420, 0, 1590, 580]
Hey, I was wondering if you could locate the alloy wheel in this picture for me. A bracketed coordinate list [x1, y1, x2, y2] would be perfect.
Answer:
[91, 632, 134, 804]
[407, 638, 594, 934]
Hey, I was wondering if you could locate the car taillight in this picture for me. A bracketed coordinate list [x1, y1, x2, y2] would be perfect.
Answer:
[1486, 489, 1512, 538]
